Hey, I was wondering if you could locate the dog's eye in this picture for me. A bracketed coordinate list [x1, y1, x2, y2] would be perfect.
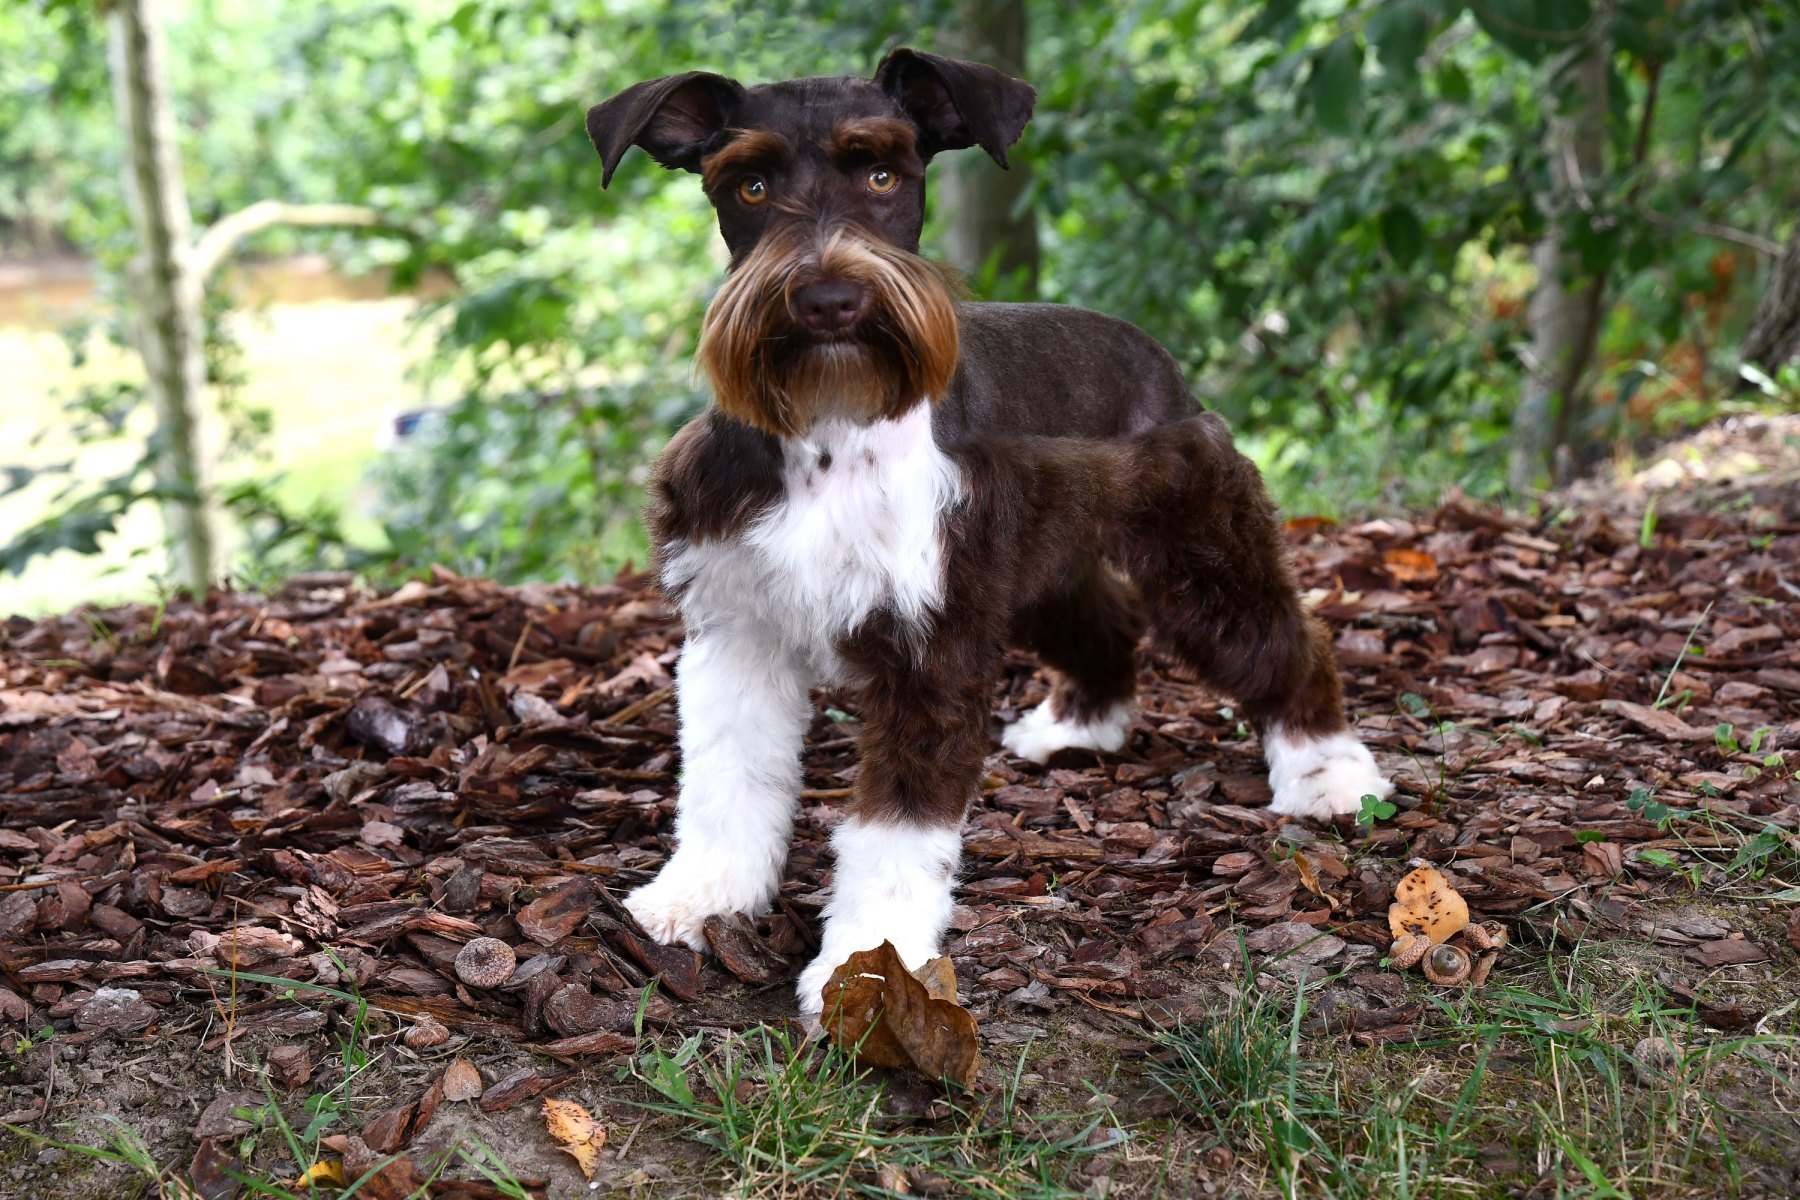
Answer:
[737, 177, 768, 205]
[866, 167, 898, 195]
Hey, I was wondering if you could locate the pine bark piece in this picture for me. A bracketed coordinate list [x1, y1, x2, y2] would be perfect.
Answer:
[517, 880, 595, 947]
[478, 1066, 577, 1113]
[617, 930, 702, 1001]
[702, 913, 792, 985]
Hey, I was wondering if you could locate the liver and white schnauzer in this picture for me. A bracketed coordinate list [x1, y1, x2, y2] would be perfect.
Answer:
[585, 48, 1392, 1016]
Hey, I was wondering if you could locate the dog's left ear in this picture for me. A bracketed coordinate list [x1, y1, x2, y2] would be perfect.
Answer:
[586, 71, 746, 188]
[874, 47, 1035, 168]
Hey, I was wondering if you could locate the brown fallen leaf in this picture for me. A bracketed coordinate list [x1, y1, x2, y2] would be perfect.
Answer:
[1292, 850, 1339, 910]
[1388, 865, 1470, 944]
[542, 1097, 607, 1181]
[820, 942, 979, 1089]
[443, 1056, 484, 1102]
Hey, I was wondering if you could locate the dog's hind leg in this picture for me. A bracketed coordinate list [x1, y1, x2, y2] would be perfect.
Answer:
[1119, 413, 1391, 820]
[1002, 557, 1142, 762]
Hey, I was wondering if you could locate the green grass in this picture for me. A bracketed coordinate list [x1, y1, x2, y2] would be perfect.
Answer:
[1143, 935, 1800, 1200]
[633, 1024, 1109, 1198]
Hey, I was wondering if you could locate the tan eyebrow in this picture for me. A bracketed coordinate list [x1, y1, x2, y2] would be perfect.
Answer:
[825, 117, 917, 162]
[700, 129, 790, 188]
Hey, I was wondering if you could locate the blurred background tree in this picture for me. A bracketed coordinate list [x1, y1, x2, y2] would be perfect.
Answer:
[2, 0, 1797, 611]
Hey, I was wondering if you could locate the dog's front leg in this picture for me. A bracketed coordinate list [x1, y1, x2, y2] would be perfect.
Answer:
[796, 620, 996, 1019]
[625, 621, 812, 951]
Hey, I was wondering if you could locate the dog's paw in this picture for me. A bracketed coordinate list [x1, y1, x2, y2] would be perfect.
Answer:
[624, 849, 775, 953]
[1001, 700, 1131, 764]
[1265, 727, 1392, 820]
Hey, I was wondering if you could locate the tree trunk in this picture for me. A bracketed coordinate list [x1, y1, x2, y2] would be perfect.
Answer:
[1741, 223, 1800, 381]
[937, 0, 1039, 299]
[107, 0, 215, 593]
[1509, 40, 1609, 493]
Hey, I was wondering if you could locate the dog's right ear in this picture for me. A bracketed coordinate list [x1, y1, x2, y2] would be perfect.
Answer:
[586, 72, 745, 188]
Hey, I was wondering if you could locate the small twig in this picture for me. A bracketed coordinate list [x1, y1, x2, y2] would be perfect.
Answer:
[1635, 206, 1783, 257]
[0, 876, 98, 893]
[506, 619, 535, 674]
[605, 686, 674, 727]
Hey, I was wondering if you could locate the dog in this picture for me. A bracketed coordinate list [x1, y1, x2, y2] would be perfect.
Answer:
[584, 48, 1393, 1017]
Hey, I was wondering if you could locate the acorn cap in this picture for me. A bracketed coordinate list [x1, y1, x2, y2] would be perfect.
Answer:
[1422, 942, 1471, 986]
[454, 937, 517, 988]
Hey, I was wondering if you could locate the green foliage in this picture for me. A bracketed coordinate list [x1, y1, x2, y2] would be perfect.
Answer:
[5, 0, 1800, 592]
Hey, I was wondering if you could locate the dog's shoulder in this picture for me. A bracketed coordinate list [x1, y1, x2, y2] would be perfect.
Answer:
[647, 409, 784, 548]
[942, 302, 1198, 442]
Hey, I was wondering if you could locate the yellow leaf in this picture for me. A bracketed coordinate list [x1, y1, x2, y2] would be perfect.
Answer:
[1387, 865, 1469, 944]
[542, 1096, 607, 1181]
[291, 1160, 345, 1189]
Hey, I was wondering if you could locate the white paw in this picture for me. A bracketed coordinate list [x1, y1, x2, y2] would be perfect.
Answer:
[624, 847, 778, 953]
[795, 817, 961, 1018]
[1000, 700, 1131, 764]
[1265, 727, 1392, 820]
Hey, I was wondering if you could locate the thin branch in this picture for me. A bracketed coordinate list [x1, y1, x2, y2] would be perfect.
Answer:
[190, 200, 399, 285]
[1634, 208, 1783, 257]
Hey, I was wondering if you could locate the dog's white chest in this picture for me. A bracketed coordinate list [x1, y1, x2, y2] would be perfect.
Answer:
[663, 405, 962, 677]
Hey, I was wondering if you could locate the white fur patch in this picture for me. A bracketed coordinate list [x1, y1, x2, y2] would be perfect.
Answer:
[624, 625, 812, 950]
[633, 404, 962, 958]
[1000, 699, 1132, 763]
[796, 816, 963, 1018]
[662, 404, 962, 680]
[1265, 725, 1393, 820]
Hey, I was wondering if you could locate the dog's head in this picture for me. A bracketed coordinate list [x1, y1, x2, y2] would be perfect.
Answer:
[587, 49, 1034, 436]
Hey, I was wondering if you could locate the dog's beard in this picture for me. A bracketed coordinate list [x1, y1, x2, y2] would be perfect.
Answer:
[697, 226, 960, 437]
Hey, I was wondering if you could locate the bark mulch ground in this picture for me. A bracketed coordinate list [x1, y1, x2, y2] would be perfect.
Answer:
[3, 417, 1799, 1196]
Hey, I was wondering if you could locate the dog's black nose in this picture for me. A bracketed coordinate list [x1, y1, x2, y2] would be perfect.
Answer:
[794, 280, 867, 333]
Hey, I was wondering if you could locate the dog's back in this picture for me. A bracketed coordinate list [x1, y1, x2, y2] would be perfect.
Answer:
[939, 302, 1199, 444]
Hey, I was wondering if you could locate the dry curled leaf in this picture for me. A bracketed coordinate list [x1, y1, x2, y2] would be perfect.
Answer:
[820, 941, 979, 1089]
[442, 1056, 484, 1102]
[1383, 547, 1440, 584]
[291, 1160, 345, 1190]
[542, 1097, 606, 1181]
[1387, 865, 1469, 944]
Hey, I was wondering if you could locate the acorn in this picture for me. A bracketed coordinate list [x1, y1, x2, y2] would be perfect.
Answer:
[1463, 921, 1508, 952]
[454, 937, 517, 988]
[1422, 943, 1471, 986]
[1389, 932, 1431, 969]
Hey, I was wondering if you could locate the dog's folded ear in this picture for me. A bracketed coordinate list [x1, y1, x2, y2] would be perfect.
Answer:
[874, 48, 1035, 168]
[586, 72, 745, 188]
